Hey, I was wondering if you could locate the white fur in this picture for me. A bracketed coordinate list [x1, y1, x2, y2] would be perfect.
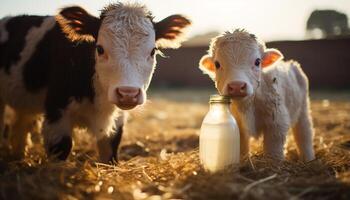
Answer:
[95, 4, 157, 105]
[199, 30, 315, 161]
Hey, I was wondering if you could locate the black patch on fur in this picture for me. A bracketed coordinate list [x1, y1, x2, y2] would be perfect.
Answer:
[48, 135, 72, 160]
[19, 20, 96, 123]
[0, 15, 97, 123]
[109, 126, 124, 162]
[0, 16, 44, 73]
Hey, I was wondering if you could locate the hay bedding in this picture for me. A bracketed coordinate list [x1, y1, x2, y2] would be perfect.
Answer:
[0, 90, 349, 200]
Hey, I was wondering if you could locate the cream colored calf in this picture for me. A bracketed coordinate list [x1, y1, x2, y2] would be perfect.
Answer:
[199, 29, 315, 161]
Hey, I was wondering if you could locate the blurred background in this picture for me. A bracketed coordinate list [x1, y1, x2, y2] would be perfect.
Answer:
[1, 2, 350, 199]
[1, 0, 349, 90]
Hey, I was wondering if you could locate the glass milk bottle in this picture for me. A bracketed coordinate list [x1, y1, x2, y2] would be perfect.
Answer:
[199, 95, 240, 172]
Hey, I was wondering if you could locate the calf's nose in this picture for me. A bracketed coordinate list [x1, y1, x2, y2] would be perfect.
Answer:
[115, 86, 142, 110]
[116, 87, 140, 98]
[227, 81, 247, 97]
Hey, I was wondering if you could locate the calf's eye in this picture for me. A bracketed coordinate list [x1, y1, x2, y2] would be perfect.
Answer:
[96, 45, 104, 55]
[254, 58, 261, 67]
[150, 48, 157, 57]
[215, 61, 221, 69]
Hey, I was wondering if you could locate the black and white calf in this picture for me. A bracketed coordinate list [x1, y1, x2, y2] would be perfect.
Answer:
[0, 2, 190, 162]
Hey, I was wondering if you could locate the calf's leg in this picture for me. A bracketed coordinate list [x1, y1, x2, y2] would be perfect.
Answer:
[239, 129, 250, 159]
[292, 102, 315, 162]
[9, 113, 35, 159]
[263, 113, 289, 160]
[263, 128, 287, 160]
[42, 117, 72, 160]
[97, 125, 123, 164]
[263, 104, 290, 160]
[231, 110, 250, 159]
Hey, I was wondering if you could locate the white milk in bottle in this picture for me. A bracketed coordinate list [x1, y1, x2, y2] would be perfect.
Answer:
[199, 95, 240, 172]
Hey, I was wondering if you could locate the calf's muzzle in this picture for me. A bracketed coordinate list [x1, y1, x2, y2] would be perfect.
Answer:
[227, 81, 248, 97]
[115, 86, 141, 110]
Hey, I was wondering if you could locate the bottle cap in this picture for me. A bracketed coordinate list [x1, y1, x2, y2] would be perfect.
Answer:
[209, 94, 231, 104]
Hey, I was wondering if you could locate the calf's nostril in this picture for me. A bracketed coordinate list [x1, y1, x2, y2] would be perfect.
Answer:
[116, 88, 123, 97]
[227, 82, 248, 96]
[228, 84, 235, 90]
[240, 83, 247, 92]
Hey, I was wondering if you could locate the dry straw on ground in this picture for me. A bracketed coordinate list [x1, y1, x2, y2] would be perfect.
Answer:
[0, 90, 349, 200]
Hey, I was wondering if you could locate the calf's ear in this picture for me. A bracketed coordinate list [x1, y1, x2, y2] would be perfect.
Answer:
[154, 15, 191, 48]
[199, 55, 216, 79]
[261, 48, 284, 68]
[56, 6, 100, 42]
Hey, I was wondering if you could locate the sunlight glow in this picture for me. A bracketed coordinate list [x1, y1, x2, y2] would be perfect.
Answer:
[0, 0, 349, 41]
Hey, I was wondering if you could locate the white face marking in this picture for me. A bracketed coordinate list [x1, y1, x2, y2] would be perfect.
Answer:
[0, 17, 11, 43]
[94, 12, 157, 108]
[205, 31, 264, 98]
[214, 43, 261, 97]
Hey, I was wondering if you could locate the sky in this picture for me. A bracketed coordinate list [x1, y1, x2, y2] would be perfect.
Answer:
[0, 0, 349, 41]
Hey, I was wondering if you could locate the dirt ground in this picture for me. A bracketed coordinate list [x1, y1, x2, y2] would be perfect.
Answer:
[0, 89, 349, 200]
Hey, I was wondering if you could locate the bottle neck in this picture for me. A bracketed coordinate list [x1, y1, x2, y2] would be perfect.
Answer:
[202, 102, 234, 124]
[209, 102, 231, 113]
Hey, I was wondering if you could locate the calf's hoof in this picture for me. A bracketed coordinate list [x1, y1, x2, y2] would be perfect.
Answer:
[98, 156, 118, 165]
[47, 136, 72, 160]
[263, 152, 284, 161]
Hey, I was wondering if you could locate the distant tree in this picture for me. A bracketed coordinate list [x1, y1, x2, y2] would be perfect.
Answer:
[306, 10, 349, 38]
[183, 31, 220, 47]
